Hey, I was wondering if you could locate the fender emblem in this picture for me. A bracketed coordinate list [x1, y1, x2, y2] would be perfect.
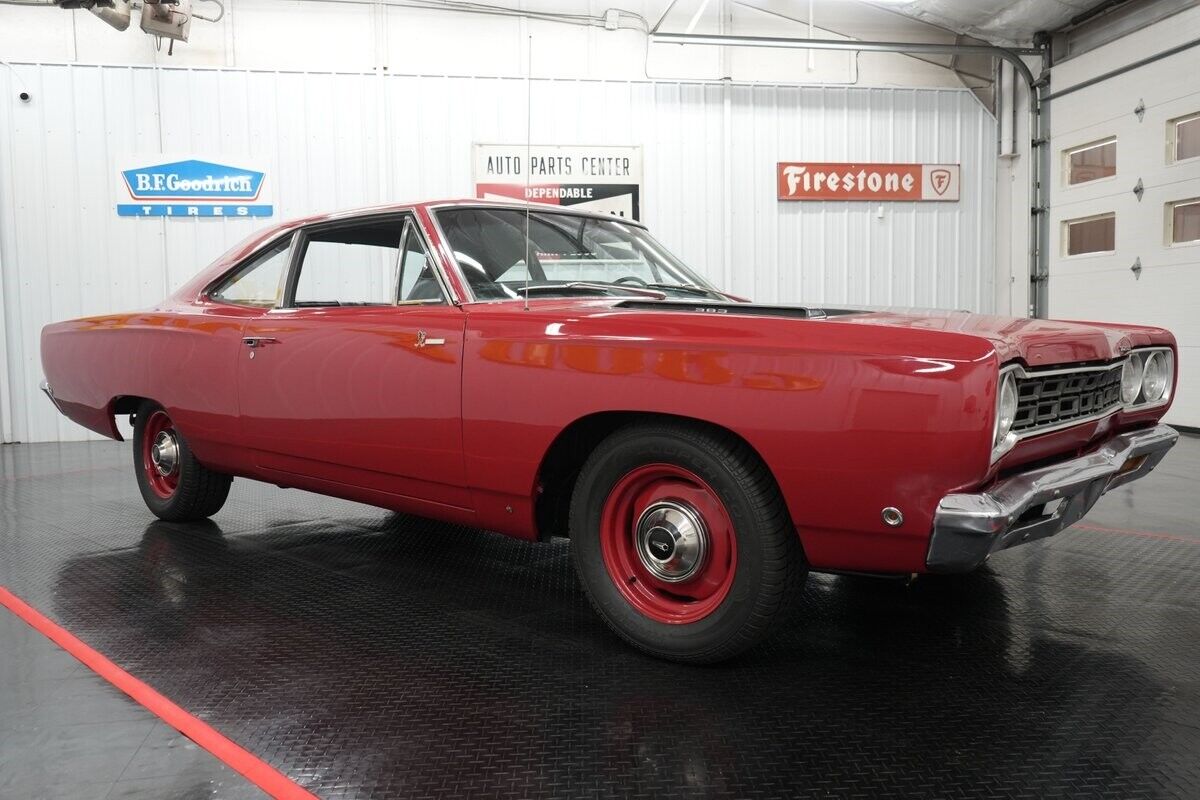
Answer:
[414, 330, 446, 348]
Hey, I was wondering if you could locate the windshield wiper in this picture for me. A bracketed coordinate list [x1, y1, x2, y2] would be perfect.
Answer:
[517, 282, 667, 299]
[648, 284, 739, 303]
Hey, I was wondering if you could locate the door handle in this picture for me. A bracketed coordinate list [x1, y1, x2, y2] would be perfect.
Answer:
[242, 337, 280, 349]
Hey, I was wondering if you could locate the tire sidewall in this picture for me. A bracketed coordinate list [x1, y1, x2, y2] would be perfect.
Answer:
[571, 428, 778, 659]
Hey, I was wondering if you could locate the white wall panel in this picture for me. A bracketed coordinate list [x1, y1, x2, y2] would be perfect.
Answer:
[0, 63, 995, 442]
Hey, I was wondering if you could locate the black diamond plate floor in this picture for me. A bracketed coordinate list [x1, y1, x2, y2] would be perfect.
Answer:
[2, 434, 1200, 799]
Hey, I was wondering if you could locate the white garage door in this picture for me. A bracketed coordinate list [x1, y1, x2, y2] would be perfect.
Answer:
[1048, 29, 1200, 429]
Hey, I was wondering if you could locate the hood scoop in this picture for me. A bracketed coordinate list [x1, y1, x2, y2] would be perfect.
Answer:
[614, 299, 861, 320]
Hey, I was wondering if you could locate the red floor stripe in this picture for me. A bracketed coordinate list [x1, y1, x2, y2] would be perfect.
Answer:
[0, 586, 319, 800]
[1074, 523, 1199, 545]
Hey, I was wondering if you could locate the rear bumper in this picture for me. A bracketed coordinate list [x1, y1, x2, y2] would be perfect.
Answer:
[926, 424, 1179, 573]
[39, 379, 64, 414]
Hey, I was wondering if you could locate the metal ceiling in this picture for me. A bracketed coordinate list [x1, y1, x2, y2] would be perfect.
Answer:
[668, 1, 1125, 49]
[871, 0, 1120, 46]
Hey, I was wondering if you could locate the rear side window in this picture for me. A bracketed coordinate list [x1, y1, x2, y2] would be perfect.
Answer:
[210, 239, 291, 308]
[292, 219, 404, 307]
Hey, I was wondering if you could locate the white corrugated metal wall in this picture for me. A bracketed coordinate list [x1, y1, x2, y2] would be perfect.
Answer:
[0, 63, 996, 443]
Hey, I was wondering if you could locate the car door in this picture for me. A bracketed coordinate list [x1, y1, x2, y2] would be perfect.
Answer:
[236, 212, 471, 511]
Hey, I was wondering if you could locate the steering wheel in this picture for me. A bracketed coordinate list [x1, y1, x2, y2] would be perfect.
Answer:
[615, 276, 649, 287]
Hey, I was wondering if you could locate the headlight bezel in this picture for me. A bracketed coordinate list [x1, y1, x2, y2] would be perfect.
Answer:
[1120, 346, 1174, 409]
[991, 366, 1021, 462]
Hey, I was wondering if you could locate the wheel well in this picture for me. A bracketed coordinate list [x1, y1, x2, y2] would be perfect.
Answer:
[107, 395, 150, 439]
[533, 411, 776, 541]
[111, 395, 146, 416]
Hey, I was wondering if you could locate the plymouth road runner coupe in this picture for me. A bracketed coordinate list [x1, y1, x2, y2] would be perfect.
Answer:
[41, 200, 1179, 662]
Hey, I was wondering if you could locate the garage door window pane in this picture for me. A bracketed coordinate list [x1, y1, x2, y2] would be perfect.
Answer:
[1174, 114, 1200, 162]
[1171, 200, 1200, 244]
[1066, 139, 1116, 185]
[1065, 214, 1115, 256]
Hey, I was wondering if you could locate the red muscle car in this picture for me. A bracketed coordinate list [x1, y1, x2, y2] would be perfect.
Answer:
[40, 200, 1179, 662]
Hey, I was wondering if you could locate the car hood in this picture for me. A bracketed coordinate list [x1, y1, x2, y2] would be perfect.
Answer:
[519, 298, 1171, 368]
[827, 307, 1171, 366]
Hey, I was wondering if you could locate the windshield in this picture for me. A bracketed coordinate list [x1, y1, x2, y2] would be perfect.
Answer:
[434, 207, 722, 301]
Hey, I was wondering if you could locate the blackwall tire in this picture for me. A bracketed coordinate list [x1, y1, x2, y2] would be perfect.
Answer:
[132, 401, 232, 522]
[570, 421, 807, 663]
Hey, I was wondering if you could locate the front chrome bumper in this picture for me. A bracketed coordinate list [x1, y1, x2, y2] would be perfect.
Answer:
[926, 424, 1179, 572]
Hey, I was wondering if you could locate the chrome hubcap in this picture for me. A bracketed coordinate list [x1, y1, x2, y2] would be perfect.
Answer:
[635, 500, 707, 583]
[150, 430, 179, 477]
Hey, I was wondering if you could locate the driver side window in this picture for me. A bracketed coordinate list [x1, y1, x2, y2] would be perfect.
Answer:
[287, 216, 446, 307]
[292, 219, 403, 307]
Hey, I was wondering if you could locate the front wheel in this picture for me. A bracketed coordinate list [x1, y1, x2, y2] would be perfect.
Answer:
[133, 401, 232, 521]
[570, 421, 807, 663]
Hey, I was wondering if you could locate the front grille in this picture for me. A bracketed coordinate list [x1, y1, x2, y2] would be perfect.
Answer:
[1011, 364, 1123, 434]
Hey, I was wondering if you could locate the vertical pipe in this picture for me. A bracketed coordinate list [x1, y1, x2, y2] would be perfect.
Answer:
[808, 0, 815, 72]
[999, 60, 1014, 156]
[720, 0, 733, 292]
[1034, 81, 1050, 317]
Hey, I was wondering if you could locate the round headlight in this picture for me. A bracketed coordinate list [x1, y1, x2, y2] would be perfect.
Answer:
[1141, 351, 1170, 402]
[1121, 353, 1144, 404]
[994, 371, 1018, 449]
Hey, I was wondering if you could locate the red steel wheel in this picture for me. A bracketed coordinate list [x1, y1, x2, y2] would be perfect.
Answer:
[599, 463, 737, 624]
[570, 421, 806, 663]
[133, 400, 232, 521]
[141, 409, 181, 499]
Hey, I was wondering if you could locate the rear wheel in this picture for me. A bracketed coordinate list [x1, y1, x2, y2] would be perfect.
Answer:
[570, 421, 806, 663]
[133, 401, 232, 521]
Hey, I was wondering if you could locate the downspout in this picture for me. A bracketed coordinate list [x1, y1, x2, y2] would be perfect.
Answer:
[650, 31, 1050, 317]
[1032, 36, 1052, 318]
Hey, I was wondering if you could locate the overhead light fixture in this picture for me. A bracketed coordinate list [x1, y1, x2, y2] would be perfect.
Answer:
[89, 0, 131, 32]
[141, 0, 192, 43]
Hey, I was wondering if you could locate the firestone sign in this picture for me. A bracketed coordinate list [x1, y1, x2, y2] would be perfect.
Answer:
[777, 162, 960, 202]
[117, 157, 274, 217]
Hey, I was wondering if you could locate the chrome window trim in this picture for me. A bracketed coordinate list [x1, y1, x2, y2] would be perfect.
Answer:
[424, 206, 473, 305]
[991, 346, 1175, 461]
[272, 209, 455, 311]
[426, 201, 650, 228]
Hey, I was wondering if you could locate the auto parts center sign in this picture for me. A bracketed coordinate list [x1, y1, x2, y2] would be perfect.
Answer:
[777, 162, 960, 201]
[474, 144, 643, 220]
[116, 157, 274, 217]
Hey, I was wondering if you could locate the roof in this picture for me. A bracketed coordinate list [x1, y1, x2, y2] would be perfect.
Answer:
[272, 198, 649, 230]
